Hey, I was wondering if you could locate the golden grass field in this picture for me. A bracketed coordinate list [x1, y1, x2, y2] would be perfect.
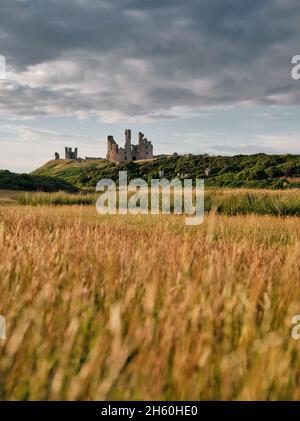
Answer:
[1, 192, 300, 400]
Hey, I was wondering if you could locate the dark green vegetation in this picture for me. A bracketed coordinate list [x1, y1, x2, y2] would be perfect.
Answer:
[0, 170, 78, 192]
[33, 154, 300, 190]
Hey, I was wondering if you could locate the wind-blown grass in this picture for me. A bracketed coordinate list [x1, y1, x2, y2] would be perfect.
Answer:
[0, 206, 300, 400]
[18, 191, 97, 206]
[205, 189, 300, 216]
[17, 189, 300, 217]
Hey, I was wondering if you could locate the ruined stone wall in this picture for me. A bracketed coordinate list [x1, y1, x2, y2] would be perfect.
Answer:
[65, 147, 78, 160]
[125, 129, 131, 145]
[124, 129, 132, 161]
[137, 132, 153, 160]
[106, 136, 118, 162]
[117, 147, 126, 161]
[131, 145, 139, 161]
[106, 130, 153, 162]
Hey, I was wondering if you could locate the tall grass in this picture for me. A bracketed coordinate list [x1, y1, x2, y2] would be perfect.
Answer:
[17, 189, 300, 217]
[0, 206, 300, 400]
[19, 191, 97, 206]
[205, 189, 300, 216]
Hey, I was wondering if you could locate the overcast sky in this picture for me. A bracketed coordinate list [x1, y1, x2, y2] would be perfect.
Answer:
[0, 0, 300, 172]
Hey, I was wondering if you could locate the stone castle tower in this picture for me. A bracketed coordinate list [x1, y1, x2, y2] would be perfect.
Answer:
[106, 129, 153, 163]
[65, 147, 78, 160]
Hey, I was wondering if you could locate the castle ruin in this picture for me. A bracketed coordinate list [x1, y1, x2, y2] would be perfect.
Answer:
[53, 130, 154, 163]
[65, 147, 78, 160]
[106, 129, 153, 163]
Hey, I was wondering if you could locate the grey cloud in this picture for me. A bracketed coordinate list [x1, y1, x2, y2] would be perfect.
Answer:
[0, 0, 300, 121]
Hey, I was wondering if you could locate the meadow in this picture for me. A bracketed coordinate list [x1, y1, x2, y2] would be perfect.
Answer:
[16, 188, 300, 216]
[1, 200, 300, 400]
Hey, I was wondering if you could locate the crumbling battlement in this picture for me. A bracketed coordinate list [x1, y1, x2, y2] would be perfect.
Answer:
[106, 129, 153, 163]
[65, 147, 78, 160]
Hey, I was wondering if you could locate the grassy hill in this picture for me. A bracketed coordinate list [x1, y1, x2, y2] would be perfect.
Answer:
[32, 159, 111, 190]
[0, 169, 78, 192]
[32, 154, 300, 190]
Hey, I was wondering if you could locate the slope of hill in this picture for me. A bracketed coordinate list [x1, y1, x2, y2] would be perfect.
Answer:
[32, 154, 300, 190]
[32, 159, 112, 189]
[0, 170, 78, 192]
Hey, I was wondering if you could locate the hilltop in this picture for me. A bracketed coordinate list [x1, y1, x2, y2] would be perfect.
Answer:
[32, 154, 300, 190]
[32, 159, 115, 190]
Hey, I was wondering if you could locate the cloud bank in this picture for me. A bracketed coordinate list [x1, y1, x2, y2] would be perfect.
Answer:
[0, 0, 300, 122]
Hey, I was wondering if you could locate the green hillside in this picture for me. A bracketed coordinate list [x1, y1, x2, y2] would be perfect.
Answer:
[0, 170, 78, 192]
[32, 154, 300, 190]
